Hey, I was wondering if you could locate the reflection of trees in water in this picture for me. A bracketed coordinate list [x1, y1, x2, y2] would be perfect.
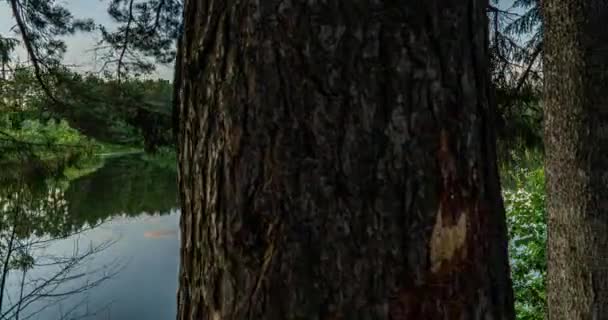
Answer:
[0, 154, 177, 319]
[1, 155, 178, 237]
[64, 155, 178, 228]
[0, 184, 121, 320]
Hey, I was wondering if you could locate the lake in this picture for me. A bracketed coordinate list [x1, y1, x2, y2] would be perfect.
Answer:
[0, 154, 180, 320]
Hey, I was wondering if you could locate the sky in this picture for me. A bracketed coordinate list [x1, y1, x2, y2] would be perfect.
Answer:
[0, 0, 523, 81]
[0, 0, 174, 79]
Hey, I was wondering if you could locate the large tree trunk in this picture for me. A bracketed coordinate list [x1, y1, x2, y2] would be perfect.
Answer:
[544, 1, 608, 319]
[174, 1, 514, 319]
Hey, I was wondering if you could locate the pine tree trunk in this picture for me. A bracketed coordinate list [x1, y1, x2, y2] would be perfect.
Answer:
[544, 1, 608, 318]
[174, 1, 514, 319]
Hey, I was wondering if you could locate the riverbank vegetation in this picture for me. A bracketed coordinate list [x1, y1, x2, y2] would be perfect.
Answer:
[0, 66, 175, 177]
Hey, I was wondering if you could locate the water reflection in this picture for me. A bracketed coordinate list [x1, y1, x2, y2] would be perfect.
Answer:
[0, 154, 179, 319]
[64, 155, 177, 224]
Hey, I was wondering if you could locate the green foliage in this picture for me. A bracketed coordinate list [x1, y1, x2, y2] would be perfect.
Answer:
[9, 251, 35, 271]
[3, 1, 176, 155]
[62, 156, 106, 181]
[504, 0, 542, 51]
[0, 66, 42, 113]
[502, 164, 546, 320]
[489, 0, 543, 158]
[0, 153, 177, 240]
[495, 110, 543, 167]
[8, 0, 95, 66]
[0, 118, 99, 163]
[1, 65, 173, 162]
[46, 70, 144, 146]
[64, 154, 178, 225]
[0, 183, 71, 239]
[489, 0, 542, 80]
[141, 146, 176, 171]
[40, 69, 174, 151]
[0, 66, 100, 167]
[0, 36, 18, 67]
[98, 0, 182, 76]
[11, 119, 90, 146]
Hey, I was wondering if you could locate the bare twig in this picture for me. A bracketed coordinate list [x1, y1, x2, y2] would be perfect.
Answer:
[0, 238, 121, 320]
[0, 225, 17, 314]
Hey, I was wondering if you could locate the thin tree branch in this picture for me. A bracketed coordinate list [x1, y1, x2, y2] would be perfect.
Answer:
[0, 239, 120, 320]
[117, 0, 136, 82]
[0, 225, 17, 314]
[8, 0, 63, 111]
[150, 0, 167, 35]
[514, 43, 543, 93]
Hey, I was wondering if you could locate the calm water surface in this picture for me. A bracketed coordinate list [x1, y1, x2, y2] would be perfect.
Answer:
[1, 154, 180, 320]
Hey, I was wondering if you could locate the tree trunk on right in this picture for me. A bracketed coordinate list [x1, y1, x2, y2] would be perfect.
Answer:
[544, 1, 608, 318]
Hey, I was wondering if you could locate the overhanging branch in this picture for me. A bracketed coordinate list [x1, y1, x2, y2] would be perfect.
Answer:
[9, 0, 63, 111]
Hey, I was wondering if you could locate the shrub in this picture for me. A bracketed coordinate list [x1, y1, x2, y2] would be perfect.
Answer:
[503, 166, 546, 320]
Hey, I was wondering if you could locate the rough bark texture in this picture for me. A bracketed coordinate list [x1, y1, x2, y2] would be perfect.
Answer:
[175, 1, 514, 319]
[544, 1, 608, 319]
